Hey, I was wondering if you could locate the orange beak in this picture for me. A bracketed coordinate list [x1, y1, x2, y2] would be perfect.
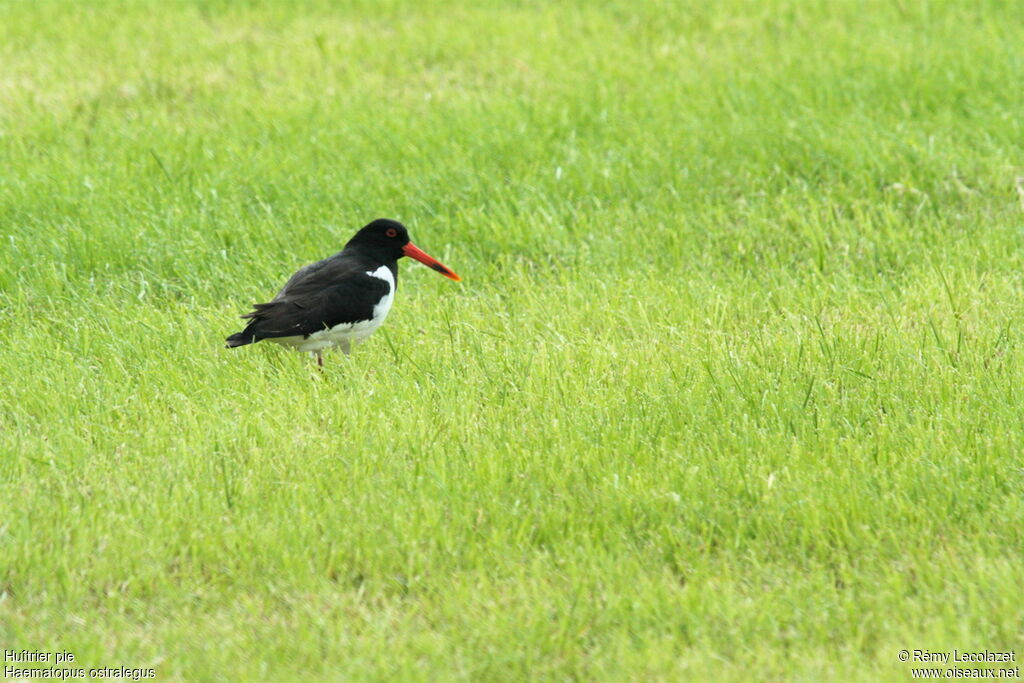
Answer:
[403, 242, 461, 281]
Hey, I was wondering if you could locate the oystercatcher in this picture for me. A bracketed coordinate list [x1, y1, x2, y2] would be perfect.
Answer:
[225, 218, 460, 366]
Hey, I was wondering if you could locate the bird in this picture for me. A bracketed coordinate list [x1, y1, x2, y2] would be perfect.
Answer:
[225, 218, 460, 366]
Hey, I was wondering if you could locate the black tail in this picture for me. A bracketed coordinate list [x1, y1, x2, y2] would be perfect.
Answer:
[225, 330, 255, 348]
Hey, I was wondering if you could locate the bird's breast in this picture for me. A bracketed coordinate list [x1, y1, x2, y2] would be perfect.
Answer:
[365, 265, 395, 324]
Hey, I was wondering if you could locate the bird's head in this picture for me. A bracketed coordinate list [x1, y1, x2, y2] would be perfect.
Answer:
[346, 218, 461, 281]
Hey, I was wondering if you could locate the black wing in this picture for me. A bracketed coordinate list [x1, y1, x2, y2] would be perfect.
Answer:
[227, 254, 390, 346]
[270, 253, 354, 301]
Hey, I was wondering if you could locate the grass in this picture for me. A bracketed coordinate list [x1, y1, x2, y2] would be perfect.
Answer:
[2, 0, 1023, 679]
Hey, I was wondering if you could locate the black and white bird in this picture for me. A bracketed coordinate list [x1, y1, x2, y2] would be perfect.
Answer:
[225, 218, 460, 366]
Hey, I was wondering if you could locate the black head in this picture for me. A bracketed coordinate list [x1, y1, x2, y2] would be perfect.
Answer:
[344, 218, 462, 281]
[345, 218, 411, 260]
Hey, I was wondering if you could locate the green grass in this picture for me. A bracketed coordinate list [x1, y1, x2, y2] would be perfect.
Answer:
[2, 0, 1023, 679]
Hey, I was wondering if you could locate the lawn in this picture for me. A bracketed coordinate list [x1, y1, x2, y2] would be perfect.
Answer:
[1, 0, 1023, 679]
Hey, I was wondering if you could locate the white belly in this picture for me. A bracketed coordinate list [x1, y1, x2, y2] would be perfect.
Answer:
[271, 265, 394, 353]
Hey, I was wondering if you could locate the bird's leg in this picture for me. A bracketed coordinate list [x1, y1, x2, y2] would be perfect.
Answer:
[314, 350, 324, 368]
[340, 340, 351, 356]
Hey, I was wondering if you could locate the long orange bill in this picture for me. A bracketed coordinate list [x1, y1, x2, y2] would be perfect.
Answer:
[403, 243, 461, 281]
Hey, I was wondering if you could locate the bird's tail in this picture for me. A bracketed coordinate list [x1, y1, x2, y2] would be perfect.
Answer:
[225, 330, 255, 348]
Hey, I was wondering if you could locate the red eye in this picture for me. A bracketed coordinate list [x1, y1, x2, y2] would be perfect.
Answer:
[385, 228, 398, 238]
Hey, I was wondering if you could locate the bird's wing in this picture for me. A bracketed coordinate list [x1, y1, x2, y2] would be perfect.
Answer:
[271, 252, 354, 300]
[240, 268, 390, 341]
